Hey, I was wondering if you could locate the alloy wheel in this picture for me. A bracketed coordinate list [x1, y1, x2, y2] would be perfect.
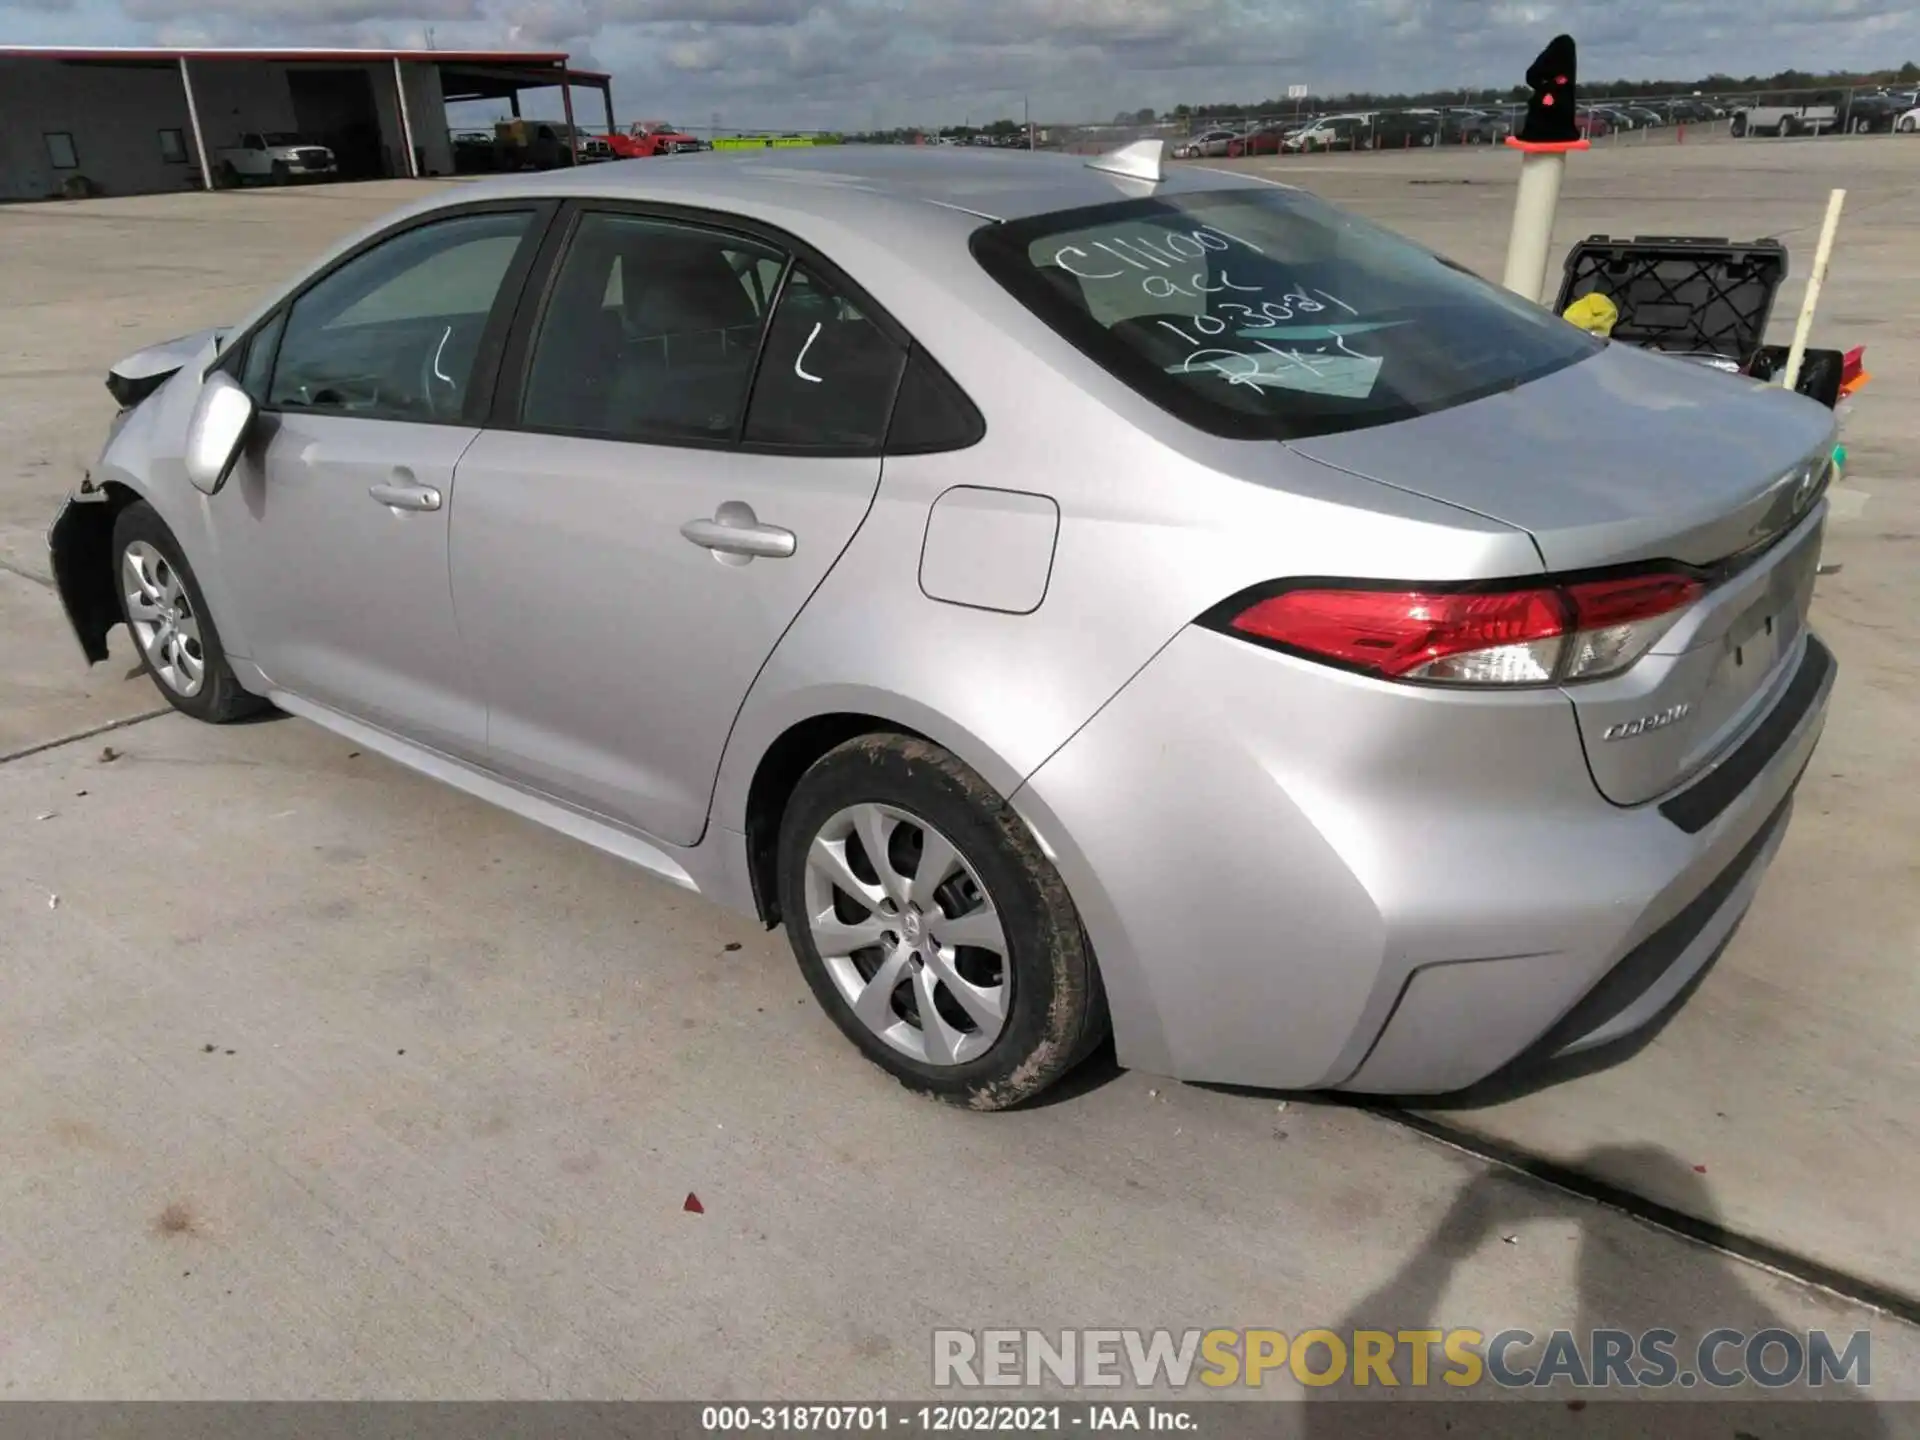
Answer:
[803, 802, 1009, 1067]
[123, 539, 206, 698]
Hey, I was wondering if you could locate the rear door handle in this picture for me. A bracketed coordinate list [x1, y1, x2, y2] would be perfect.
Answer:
[680, 500, 795, 561]
[369, 480, 442, 512]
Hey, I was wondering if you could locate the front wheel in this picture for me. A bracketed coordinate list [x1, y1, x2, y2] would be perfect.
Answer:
[1731, 116, 1748, 137]
[112, 502, 266, 724]
[777, 734, 1108, 1110]
[1901, 117, 1918, 134]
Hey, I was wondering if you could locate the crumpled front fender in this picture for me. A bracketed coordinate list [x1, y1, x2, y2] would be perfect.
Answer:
[47, 480, 132, 665]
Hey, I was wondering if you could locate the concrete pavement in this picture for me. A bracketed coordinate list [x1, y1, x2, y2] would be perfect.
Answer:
[3, 712, 1916, 1405]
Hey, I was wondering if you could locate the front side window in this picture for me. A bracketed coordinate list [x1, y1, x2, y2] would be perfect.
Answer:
[46, 133, 78, 169]
[159, 129, 188, 164]
[238, 309, 287, 403]
[971, 187, 1599, 441]
[267, 209, 533, 423]
[521, 212, 781, 444]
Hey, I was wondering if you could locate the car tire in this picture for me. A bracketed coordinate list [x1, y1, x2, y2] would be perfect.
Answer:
[776, 733, 1109, 1110]
[1730, 116, 1747, 137]
[1902, 117, 1918, 134]
[112, 502, 267, 725]
[1420, 132, 1435, 147]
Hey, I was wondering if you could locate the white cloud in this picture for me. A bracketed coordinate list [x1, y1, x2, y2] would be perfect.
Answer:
[6, 0, 1918, 127]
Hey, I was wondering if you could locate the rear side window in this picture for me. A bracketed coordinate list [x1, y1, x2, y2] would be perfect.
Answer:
[970, 187, 1599, 441]
[743, 265, 908, 452]
[520, 212, 780, 444]
[885, 348, 985, 453]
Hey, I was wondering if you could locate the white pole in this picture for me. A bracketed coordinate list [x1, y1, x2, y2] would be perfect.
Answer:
[1501, 150, 1566, 303]
[393, 56, 420, 178]
[179, 57, 214, 190]
[1779, 188, 1846, 393]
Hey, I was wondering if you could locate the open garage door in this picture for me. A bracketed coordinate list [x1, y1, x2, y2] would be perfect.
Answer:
[289, 68, 385, 180]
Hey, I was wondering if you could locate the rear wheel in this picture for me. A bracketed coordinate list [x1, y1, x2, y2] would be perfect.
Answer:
[776, 734, 1107, 1110]
[112, 502, 265, 724]
[1731, 115, 1748, 137]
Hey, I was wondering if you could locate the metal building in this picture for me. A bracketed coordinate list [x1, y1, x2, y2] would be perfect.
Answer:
[0, 45, 615, 201]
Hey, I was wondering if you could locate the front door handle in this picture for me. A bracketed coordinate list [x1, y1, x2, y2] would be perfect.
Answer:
[369, 480, 442, 512]
[680, 500, 796, 562]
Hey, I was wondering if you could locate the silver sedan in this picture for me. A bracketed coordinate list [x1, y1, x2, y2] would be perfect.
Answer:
[52, 143, 1838, 1108]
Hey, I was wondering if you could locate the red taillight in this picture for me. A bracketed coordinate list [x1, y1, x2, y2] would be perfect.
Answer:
[1221, 570, 1704, 687]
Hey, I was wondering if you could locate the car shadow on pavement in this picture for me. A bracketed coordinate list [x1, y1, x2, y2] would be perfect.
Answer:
[1301, 1146, 1891, 1437]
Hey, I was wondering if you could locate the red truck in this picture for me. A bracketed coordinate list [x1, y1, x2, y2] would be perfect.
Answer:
[604, 121, 708, 157]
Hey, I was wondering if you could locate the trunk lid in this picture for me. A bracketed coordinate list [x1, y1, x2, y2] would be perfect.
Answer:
[1286, 341, 1834, 572]
[1289, 341, 1836, 806]
[1563, 507, 1825, 806]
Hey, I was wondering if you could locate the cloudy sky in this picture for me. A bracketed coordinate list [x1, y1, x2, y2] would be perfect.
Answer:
[5, 0, 1916, 129]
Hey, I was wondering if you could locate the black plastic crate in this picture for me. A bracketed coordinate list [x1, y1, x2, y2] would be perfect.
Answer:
[1554, 235, 1787, 369]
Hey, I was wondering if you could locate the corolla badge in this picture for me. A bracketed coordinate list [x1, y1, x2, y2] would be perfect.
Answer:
[1602, 704, 1691, 742]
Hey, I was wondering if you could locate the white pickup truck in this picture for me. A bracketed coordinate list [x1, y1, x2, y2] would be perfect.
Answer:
[216, 132, 338, 185]
[1729, 96, 1840, 137]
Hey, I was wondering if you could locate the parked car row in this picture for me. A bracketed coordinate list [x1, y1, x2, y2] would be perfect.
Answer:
[1169, 95, 1742, 158]
[1724, 88, 1919, 137]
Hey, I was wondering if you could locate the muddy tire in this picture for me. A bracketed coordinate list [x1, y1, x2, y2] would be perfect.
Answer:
[776, 734, 1108, 1110]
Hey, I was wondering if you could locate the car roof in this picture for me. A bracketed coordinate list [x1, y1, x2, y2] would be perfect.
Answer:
[451, 143, 1278, 226]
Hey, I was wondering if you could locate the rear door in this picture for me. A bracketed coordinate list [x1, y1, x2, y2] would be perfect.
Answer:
[450, 206, 910, 845]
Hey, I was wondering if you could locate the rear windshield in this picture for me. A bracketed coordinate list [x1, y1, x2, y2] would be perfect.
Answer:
[969, 186, 1599, 441]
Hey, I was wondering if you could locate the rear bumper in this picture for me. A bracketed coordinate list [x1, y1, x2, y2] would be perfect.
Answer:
[1013, 625, 1834, 1096]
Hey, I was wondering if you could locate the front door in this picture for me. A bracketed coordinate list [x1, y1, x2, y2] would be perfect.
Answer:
[210, 206, 543, 758]
[451, 208, 910, 844]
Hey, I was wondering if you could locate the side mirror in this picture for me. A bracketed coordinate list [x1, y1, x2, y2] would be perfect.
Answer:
[184, 370, 256, 497]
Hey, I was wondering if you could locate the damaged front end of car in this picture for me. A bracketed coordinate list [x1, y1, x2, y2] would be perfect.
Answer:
[46, 325, 230, 663]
